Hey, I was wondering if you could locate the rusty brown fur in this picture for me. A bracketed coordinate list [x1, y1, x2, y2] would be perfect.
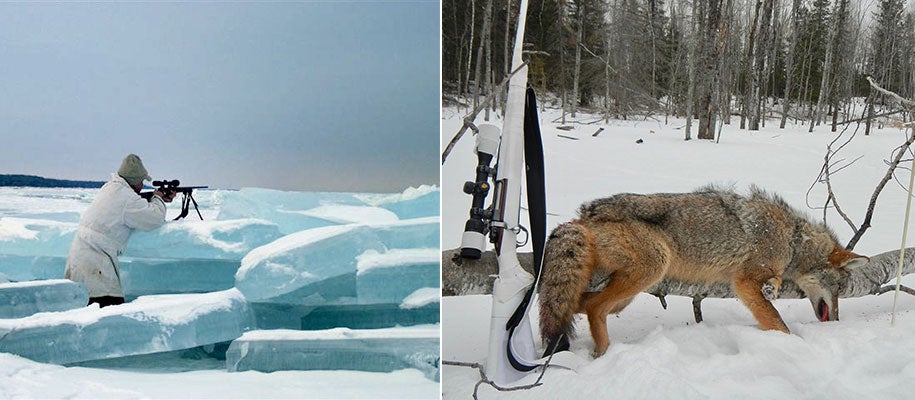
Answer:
[538, 187, 868, 357]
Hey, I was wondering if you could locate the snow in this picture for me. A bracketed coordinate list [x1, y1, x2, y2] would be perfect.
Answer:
[236, 325, 440, 341]
[441, 106, 915, 398]
[359, 184, 440, 205]
[356, 248, 440, 275]
[401, 288, 441, 309]
[0, 352, 438, 399]
[285, 204, 400, 225]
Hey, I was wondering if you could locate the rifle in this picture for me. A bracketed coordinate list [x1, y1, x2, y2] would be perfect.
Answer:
[139, 179, 208, 220]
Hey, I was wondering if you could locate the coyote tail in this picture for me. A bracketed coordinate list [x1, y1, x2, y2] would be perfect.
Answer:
[539, 222, 596, 350]
[578, 193, 675, 224]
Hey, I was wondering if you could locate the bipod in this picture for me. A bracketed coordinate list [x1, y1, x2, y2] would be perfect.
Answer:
[174, 191, 203, 221]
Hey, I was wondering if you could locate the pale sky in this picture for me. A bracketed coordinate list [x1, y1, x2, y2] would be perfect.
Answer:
[0, 1, 439, 192]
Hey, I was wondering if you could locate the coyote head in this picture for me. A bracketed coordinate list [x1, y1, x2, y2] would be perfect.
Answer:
[792, 242, 868, 322]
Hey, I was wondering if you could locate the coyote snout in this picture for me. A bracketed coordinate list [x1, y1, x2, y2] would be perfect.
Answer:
[538, 187, 868, 357]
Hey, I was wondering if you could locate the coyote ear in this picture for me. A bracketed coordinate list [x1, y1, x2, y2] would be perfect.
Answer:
[829, 248, 869, 270]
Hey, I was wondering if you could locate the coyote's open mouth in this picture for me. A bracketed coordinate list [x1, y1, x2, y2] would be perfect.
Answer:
[818, 299, 829, 322]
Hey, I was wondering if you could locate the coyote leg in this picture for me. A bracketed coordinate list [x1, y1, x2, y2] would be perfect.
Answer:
[734, 274, 790, 333]
[577, 293, 633, 314]
[584, 271, 664, 357]
[761, 276, 782, 301]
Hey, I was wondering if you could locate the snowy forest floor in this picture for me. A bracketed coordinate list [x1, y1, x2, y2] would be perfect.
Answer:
[441, 105, 915, 399]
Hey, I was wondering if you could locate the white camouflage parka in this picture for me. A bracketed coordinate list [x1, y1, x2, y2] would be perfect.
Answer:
[65, 173, 166, 298]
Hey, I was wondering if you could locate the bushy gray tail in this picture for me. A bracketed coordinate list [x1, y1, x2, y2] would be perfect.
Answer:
[539, 222, 595, 348]
[578, 193, 674, 224]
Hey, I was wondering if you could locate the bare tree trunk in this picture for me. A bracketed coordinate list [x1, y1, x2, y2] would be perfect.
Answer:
[605, 41, 611, 123]
[571, 2, 584, 119]
[810, 1, 840, 133]
[649, 0, 659, 101]
[779, 0, 798, 130]
[742, 0, 762, 130]
[865, 96, 874, 135]
[750, 0, 774, 130]
[685, 0, 702, 140]
[666, 0, 680, 124]
[698, 0, 724, 140]
[465, 0, 476, 97]
[473, 0, 493, 119]
[761, 0, 781, 128]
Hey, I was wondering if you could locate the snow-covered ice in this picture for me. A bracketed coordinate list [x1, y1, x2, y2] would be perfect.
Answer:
[226, 325, 440, 381]
[0, 279, 88, 319]
[356, 248, 440, 304]
[126, 218, 284, 260]
[0, 289, 254, 364]
[235, 217, 439, 304]
[298, 303, 441, 331]
[0, 185, 440, 398]
[216, 188, 372, 234]
[120, 258, 241, 297]
[361, 184, 441, 219]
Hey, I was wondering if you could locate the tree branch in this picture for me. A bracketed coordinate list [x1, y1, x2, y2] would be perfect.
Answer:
[866, 76, 915, 111]
[846, 128, 915, 249]
[442, 247, 915, 300]
[441, 61, 529, 165]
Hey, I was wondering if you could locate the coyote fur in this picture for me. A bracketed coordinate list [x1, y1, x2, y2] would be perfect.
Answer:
[538, 187, 869, 357]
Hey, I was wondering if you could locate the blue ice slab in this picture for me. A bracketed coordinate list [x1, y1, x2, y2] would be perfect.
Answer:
[120, 258, 241, 297]
[8, 212, 82, 223]
[299, 303, 440, 330]
[0, 218, 76, 257]
[355, 249, 440, 304]
[126, 219, 283, 260]
[14, 257, 239, 298]
[225, 326, 440, 381]
[371, 218, 440, 250]
[373, 186, 440, 219]
[0, 280, 89, 319]
[234, 217, 440, 303]
[250, 302, 440, 331]
[0, 289, 255, 364]
[216, 188, 370, 234]
[0, 255, 64, 282]
[0, 217, 280, 264]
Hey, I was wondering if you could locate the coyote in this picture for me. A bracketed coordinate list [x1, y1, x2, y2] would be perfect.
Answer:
[538, 187, 868, 357]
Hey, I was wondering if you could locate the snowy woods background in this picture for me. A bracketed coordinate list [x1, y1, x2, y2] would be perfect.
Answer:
[443, 0, 915, 138]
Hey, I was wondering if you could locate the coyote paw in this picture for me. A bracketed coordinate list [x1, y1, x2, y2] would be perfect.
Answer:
[762, 277, 781, 301]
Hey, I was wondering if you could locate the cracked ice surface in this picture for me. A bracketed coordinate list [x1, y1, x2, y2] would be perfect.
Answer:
[356, 248, 440, 304]
[0, 289, 254, 364]
[0, 218, 283, 282]
[0, 280, 88, 319]
[226, 325, 440, 381]
[234, 217, 439, 303]
[218, 186, 439, 234]
[126, 218, 283, 260]
[358, 185, 440, 220]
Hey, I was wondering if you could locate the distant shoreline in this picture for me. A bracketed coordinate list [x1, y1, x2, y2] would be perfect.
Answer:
[0, 174, 104, 188]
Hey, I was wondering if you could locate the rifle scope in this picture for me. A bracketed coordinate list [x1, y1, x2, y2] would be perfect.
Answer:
[460, 124, 501, 259]
[153, 180, 180, 188]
